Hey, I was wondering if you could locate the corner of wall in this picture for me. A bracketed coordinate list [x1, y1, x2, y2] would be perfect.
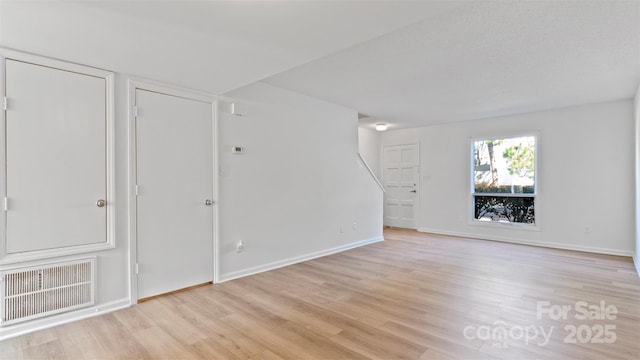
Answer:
[634, 81, 640, 278]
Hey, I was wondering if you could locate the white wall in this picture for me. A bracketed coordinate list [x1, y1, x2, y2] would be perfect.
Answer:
[634, 85, 640, 275]
[380, 100, 635, 255]
[217, 82, 383, 280]
[358, 127, 381, 179]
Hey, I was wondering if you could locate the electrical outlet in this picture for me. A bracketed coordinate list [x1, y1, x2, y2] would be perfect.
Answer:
[236, 240, 244, 253]
[339, 225, 344, 233]
[353, 222, 357, 231]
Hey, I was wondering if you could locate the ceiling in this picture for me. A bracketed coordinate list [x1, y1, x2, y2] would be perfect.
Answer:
[1, 1, 638, 130]
[265, 1, 640, 129]
[0, 0, 460, 97]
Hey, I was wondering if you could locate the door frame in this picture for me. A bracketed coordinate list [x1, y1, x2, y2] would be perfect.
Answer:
[127, 78, 218, 304]
[382, 142, 420, 230]
[0, 48, 116, 264]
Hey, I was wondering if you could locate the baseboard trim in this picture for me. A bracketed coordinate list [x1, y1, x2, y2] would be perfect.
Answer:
[219, 236, 384, 283]
[417, 228, 634, 257]
[0, 298, 130, 341]
[633, 255, 640, 278]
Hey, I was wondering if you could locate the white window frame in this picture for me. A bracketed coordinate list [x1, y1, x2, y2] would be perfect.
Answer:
[469, 132, 540, 230]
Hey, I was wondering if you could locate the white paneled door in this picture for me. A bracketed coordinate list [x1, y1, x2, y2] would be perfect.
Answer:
[135, 89, 213, 299]
[5, 59, 108, 253]
[383, 144, 419, 229]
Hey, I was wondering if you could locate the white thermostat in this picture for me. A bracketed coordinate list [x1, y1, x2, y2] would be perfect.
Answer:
[231, 103, 248, 117]
[232, 146, 245, 154]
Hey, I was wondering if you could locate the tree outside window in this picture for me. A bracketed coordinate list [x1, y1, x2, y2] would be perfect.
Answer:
[472, 136, 536, 224]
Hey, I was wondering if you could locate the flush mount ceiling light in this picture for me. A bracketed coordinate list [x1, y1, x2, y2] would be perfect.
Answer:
[375, 123, 388, 131]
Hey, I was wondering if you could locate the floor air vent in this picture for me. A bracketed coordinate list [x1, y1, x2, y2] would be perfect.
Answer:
[1, 257, 95, 326]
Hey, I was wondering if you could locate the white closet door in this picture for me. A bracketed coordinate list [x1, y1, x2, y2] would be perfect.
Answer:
[5, 59, 107, 253]
[136, 89, 213, 299]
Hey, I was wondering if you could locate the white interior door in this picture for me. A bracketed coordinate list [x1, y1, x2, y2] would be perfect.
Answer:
[383, 144, 419, 229]
[135, 89, 213, 299]
[5, 59, 107, 253]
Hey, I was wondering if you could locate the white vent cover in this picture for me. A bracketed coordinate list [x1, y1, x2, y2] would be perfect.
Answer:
[1, 257, 95, 326]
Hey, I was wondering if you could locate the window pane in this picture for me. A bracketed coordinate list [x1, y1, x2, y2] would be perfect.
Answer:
[474, 196, 535, 224]
[473, 136, 535, 194]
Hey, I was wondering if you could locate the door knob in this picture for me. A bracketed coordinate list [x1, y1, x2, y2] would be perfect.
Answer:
[204, 199, 214, 206]
[410, 190, 417, 193]
[96, 199, 106, 207]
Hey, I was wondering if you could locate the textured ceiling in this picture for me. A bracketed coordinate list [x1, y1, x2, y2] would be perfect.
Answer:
[265, 1, 640, 129]
[1, 1, 638, 130]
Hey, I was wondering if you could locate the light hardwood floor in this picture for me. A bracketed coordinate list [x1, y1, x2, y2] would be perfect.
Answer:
[1, 228, 639, 359]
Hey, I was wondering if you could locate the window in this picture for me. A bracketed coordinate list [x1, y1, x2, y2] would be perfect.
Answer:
[472, 135, 536, 225]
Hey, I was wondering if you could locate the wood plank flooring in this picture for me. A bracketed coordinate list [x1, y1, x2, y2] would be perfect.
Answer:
[1, 228, 639, 359]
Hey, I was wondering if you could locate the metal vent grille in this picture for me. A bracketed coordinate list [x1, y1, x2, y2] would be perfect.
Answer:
[1, 258, 95, 326]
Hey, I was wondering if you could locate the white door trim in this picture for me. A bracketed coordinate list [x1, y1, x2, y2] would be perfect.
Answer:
[127, 78, 218, 304]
